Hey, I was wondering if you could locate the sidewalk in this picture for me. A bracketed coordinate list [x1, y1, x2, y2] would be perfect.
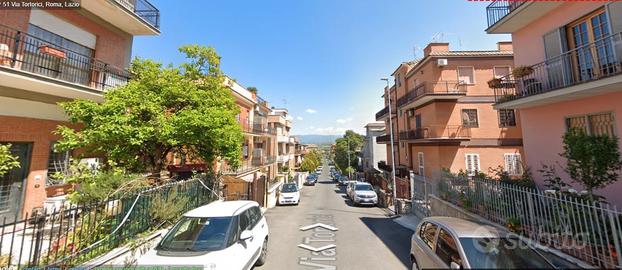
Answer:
[392, 213, 422, 232]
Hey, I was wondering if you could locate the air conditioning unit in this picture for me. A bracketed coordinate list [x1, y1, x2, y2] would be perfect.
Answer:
[437, 59, 448, 67]
[407, 110, 414, 117]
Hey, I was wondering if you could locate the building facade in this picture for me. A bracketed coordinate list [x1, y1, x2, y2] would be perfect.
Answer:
[0, 1, 160, 220]
[361, 122, 387, 172]
[268, 108, 296, 180]
[376, 42, 523, 182]
[486, 1, 622, 205]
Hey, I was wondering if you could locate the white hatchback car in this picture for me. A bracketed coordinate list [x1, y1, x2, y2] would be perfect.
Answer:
[137, 200, 269, 270]
[278, 183, 300, 205]
[351, 182, 377, 206]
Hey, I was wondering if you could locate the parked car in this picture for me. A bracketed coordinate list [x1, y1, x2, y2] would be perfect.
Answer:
[410, 217, 555, 270]
[304, 175, 317, 186]
[137, 200, 269, 269]
[346, 181, 358, 198]
[337, 176, 349, 186]
[278, 183, 300, 205]
[351, 182, 377, 206]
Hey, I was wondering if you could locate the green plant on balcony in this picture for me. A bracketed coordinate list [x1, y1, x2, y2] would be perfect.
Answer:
[512, 65, 534, 78]
[487, 78, 503, 89]
[496, 94, 514, 103]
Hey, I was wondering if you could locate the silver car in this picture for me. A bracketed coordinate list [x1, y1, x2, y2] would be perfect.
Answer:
[410, 217, 555, 269]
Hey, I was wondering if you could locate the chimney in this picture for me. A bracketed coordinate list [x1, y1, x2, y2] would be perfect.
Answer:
[497, 41, 513, 51]
[423, 43, 449, 57]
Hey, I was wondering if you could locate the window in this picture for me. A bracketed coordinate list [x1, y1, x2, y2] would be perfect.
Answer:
[418, 152, 425, 176]
[419, 222, 438, 249]
[499, 109, 516, 127]
[493, 66, 511, 79]
[461, 109, 479, 127]
[248, 206, 262, 229]
[465, 154, 480, 176]
[396, 74, 402, 87]
[47, 142, 71, 186]
[435, 229, 463, 268]
[567, 9, 616, 80]
[457, 66, 475, 84]
[566, 112, 616, 136]
[239, 210, 251, 232]
[504, 153, 522, 176]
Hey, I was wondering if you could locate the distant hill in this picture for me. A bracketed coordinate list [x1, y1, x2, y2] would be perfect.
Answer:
[295, 135, 340, 145]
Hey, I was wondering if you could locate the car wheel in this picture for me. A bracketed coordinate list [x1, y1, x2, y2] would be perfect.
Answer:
[255, 238, 268, 266]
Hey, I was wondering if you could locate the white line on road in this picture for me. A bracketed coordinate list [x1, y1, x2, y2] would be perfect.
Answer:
[297, 244, 337, 252]
[299, 223, 339, 231]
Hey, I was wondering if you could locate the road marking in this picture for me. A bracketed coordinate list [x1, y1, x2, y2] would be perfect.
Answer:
[300, 223, 338, 231]
[297, 243, 337, 252]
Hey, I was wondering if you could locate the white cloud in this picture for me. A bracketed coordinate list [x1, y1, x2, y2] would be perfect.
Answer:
[336, 117, 353, 124]
[313, 127, 347, 135]
[305, 108, 317, 114]
[296, 116, 303, 121]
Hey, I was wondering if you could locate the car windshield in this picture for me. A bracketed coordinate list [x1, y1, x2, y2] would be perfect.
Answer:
[158, 216, 233, 252]
[282, 184, 298, 192]
[459, 237, 554, 269]
[355, 185, 373, 191]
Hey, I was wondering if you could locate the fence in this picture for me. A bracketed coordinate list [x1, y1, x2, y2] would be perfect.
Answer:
[0, 178, 217, 268]
[433, 175, 622, 269]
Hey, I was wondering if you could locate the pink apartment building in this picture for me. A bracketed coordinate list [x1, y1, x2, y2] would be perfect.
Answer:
[0, 1, 159, 221]
[486, 1, 622, 206]
[376, 42, 523, 182]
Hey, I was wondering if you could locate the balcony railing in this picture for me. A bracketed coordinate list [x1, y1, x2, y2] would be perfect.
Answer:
[399, 125, 471, 140]
[494, 32, 622, 104]
[375, 106, 394, 120]
[397, 81, 466, 108]
[0, 24, 130, 92]
[114, 0, 160, 30]
[252, 155, 276, 166]
[376, 134, 391, 143]
[486, 0, 526, 29]
[239, 119, 276, 135]
[222, 158, 259, 175]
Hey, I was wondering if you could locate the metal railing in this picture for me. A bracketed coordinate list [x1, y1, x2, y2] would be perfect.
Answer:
[397, 81, 466, 108]
[377, 161, 392, 172]
[399, 125, 471, 140]
[376, 134, 391, 144]
[251, 155, 276, 166]
[494, 32, 622, 104]
[375, 106, 390, 120]
[486, 0, 527, 29]
[0, 24, 131, 92]
[0, 179, 216, 268]
[222, 158, 261, 175]
[434, 175, 622, 269]
[114, 0, 160, 29]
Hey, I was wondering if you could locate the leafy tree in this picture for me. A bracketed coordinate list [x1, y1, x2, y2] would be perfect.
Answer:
[334, 130, 364, 174]
[56, 45, 243, 177]
[247, 87, 258, 94]
[300, 149, 322, 172]
[561, 129, 622, 201]
[0, 144, 19, 177]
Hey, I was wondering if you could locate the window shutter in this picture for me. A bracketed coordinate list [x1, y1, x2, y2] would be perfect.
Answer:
[465, 155, 473, 174]
[543, 28, 570, 89]
[473, 155, 480, 173]
[607, 2, 622, 64]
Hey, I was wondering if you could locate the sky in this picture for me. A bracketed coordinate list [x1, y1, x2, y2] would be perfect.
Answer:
[132, 0, 509, 136]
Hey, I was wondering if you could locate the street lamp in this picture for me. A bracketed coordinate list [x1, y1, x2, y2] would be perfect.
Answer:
[381, 77, 397, 215]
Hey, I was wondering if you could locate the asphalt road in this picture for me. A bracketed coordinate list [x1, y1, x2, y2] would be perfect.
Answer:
[257, 165, 413, 270]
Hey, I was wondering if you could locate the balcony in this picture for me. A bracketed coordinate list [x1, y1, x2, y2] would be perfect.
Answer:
[397, 81, 466, 110]
[486, 0, 562, 34]
[277, 135, 290, 143]
[252, 155, 276, 166]
[81, 0, 160, 35]
[239, 119, 275, 136]
[222, 158, 260, 176]
[376, 134, 397, 144]
[375, 106, 396, 121]
[494, 32, 622, 109]
[0, 24, 130, 101]
[277, 154, 291, 163]
[398, 125, 471, 143]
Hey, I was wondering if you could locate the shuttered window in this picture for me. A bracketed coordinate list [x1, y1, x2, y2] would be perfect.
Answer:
[457, 66, 475, 84]
[504, 153, 522, 176]
[461, 109, 479, 127]
[465, 154, 480, 176]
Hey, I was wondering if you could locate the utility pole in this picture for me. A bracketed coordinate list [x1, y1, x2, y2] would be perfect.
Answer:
[347, 137, 351, 179]
[381, 78, 398, 215]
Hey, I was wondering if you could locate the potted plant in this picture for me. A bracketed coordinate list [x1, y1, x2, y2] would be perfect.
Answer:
[45, 182, 74, 197]
[487, 78, 503, 89]
[39, 45, 67, 59]
[512, 66, 534, 78]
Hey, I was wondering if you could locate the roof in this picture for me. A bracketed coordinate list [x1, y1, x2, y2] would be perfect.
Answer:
[365, 122, 385, 128]
[422, 217, 502, 238]
[184, 200, 258, 217]
[428, 50, 513, 57]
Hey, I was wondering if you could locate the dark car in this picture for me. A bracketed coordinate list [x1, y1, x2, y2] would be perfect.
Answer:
[304, 175, 317, 186]
[337, 176, 349, 186]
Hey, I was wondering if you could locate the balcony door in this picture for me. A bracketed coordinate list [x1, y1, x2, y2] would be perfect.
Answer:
[567, 10, 618, 82]
[0, 143, 31, 223]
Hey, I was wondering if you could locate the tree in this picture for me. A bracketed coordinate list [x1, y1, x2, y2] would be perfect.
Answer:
[247, 87, 258, 94]
[300, 150, 321, 172]
[561, 129, 622, 201]
[334, 130, 364, 174]
[0, 144, 19, 177]
[55, 45, 243, 177]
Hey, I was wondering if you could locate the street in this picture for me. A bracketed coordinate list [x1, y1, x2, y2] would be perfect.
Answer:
[258, 165, 413, 270]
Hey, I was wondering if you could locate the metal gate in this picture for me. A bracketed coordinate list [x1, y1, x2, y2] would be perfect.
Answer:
[411, 174, 431, 219]
[0, 143, 31, 223]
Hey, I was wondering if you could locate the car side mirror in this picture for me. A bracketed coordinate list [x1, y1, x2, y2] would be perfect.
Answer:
[240, 230, 253, 241]
[450, 262, 461, 269]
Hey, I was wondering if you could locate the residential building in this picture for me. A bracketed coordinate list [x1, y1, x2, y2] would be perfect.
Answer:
[0, 1, 160, 221]
[219, 78, 278, 206]
[292, 136, 306, 168]
[361, 122, 387, 172]
[376, 42, 523, 182]
[268, 108, 296, 179]
[485, 1, 622, 205]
